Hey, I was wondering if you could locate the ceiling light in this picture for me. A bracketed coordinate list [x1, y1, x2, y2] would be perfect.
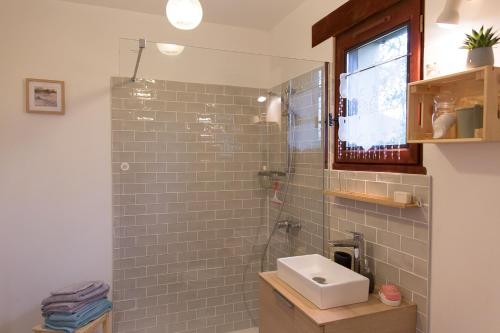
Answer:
[166, 0, 203, 30]
[437, 0, 461, 28]
[257, 96, 267, 103]
[156, 43, 185, 56]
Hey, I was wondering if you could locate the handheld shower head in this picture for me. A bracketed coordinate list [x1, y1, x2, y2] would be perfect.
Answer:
[282, 81, 296, 117]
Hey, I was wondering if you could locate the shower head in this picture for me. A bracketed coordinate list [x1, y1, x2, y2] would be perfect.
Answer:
[284, 86, 296, 96]
[264, 85, 296, 117]
[282, 83, 296, 117]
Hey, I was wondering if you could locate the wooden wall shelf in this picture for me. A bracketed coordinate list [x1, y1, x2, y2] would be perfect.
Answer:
[407, 66, 500, 144]
[324, 190, 418, 208]
[407, 138, 483, 144]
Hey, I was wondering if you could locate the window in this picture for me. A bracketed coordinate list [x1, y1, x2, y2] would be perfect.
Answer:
[321, 0, 425, 174]
[341, 26, 409, 151]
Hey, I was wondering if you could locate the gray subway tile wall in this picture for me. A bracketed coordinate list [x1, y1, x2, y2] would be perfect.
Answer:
[111, 68, 430, 333]
[326, 170, 431, 333]
[112, 68, 327, 333]
[266, 69, 326, 269]
[112, 77, 270, 333]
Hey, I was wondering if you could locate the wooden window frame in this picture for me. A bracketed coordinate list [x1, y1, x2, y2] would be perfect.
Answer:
[315, 0, 426, 174]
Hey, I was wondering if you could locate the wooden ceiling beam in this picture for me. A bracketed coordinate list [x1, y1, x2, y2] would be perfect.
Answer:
[311, 0, 405, 47]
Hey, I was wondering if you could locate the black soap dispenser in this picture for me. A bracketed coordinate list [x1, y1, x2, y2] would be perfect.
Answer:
[362, 258, 375, 293]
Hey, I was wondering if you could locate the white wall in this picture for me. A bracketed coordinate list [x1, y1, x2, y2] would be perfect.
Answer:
[0, 1, 270, 332]
[272, 1, 500, 332]
[269, 0, 347, 61]
[424, 1, 500, 333]
[2, 0, 500, 332]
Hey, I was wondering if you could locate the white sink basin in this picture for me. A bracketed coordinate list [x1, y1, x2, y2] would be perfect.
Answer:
[277, 254, 369, 309]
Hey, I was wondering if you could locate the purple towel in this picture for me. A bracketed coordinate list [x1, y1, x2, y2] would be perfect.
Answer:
[42, 283, 109, 306]
[50, 281, 103, 296]
[41, 294, 108, 316]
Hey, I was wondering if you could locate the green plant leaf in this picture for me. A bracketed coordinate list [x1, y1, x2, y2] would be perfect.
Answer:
[463, 26, 500, 49]
[479, 35, 486, 47]
[490, 37, 500, 47]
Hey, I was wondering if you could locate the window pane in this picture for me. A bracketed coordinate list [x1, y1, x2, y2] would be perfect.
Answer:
[340, 26, 408, 151]
[347, 26, 409, 72]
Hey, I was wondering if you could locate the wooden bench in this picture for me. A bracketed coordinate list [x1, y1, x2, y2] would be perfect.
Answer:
[32, 311, 111, 333]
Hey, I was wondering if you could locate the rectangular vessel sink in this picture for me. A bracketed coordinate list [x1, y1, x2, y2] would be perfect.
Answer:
[277, 254, 369, 309]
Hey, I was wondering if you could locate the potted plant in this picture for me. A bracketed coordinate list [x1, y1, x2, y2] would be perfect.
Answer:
[462, 26, 500, 68]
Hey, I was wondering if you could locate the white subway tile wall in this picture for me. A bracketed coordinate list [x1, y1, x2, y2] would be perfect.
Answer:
[326, 170, 431, 333]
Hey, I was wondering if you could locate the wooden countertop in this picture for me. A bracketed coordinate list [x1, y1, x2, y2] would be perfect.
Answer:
[259, 271, 416, 326]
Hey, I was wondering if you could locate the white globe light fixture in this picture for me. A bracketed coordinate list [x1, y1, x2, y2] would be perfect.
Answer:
[166, 0, 203, 30]
[156, 43, 185, 56]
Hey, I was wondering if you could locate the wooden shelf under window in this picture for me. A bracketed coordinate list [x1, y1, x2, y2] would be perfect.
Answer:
[324, 190, 419, 208]
[407, 66, 500, 144]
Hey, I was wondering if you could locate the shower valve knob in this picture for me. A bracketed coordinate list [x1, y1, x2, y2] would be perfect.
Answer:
[120, 162, 130, 171]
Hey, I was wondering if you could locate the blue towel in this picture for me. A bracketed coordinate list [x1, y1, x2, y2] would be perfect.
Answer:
[44, 299, 112, 333]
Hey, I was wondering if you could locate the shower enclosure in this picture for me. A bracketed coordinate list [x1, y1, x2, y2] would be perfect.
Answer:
[111, 39, 329, 333]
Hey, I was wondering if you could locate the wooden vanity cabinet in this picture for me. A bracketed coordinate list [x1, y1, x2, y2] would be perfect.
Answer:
[259, 272, 417, 333]
[260, 279, 321, 333]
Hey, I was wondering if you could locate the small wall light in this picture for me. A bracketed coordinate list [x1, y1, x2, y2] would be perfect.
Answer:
[156, 43, 185, 56]
[437, 0, 462, 28]
[257, 96, 267, 103]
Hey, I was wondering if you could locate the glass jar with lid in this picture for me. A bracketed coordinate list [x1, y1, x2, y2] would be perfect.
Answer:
[432, 92, 457, 139]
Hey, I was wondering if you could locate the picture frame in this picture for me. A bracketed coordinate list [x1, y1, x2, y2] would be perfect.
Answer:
[26, 78, 65, 114]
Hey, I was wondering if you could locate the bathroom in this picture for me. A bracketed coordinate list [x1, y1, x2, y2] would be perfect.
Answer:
[1, 0, 499, 333]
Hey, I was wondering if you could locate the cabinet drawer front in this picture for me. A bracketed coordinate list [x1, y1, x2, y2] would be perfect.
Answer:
[259, 281, 297, 333]
[260, 279, 323, 333]
[295, 307, 323, 333]
[324, 306, 416, 333]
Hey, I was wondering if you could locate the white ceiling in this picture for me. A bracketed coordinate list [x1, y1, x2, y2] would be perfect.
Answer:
[59, 0, 306, 30]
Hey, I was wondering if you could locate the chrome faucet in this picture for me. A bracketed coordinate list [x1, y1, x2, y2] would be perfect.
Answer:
[329, 231, 364, 274]
[276, 219, 301, 233]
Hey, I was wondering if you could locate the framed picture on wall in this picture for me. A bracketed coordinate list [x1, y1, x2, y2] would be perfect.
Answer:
[26, 78, 65, 114]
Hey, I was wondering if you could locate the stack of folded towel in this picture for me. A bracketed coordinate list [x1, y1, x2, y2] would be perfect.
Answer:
[41, 281, 112, 333]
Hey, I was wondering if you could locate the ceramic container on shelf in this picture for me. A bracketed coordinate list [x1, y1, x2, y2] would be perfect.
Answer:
[456, 104, 484, 138]
[467, 47, 494, 68]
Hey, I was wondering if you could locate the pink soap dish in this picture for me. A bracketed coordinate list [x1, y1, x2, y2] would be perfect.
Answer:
[378, 284, 402, 307]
